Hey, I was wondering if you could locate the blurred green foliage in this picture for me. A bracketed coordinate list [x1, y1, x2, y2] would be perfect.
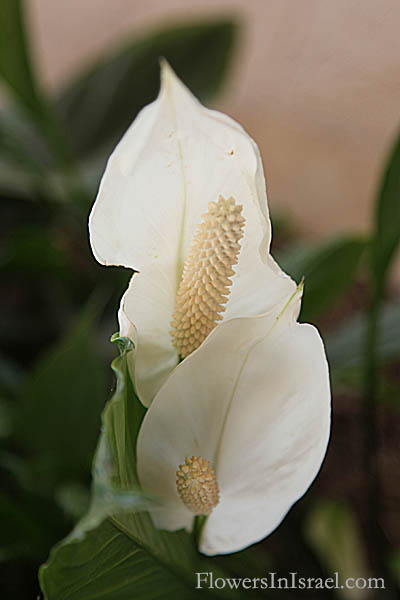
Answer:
[40, 336, 229, 600]
[0, 1, 45, 118]
[305, 501, 370, 600]
[371, 131, 400, 296]
[57, 22, 237, 160]
[0, 1, 399, 599]
[278, 235, 367, 321]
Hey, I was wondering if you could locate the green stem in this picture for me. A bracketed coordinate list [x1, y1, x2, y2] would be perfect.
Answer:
[192, 515, 207, 548]
[363, 287, 380, 549]
[363, 281, 399, 597]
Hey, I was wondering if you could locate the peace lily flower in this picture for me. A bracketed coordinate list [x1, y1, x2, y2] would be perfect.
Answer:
[137, 286, 331, 555]
[89, 62, 295, 407]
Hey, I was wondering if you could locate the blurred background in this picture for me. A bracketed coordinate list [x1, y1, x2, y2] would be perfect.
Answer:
[0, 1, 399, 598]
[27, 0, 400, 241]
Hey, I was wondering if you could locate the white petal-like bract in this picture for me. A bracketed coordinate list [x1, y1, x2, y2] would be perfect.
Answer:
[89, 62, 295, 406]
[137, 289, 331, 555]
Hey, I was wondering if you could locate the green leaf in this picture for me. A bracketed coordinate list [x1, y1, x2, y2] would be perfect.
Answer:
[100, 334, 145, 489]
[389, 549, 400, 586]
[0, 113, 46, 197]
[326, 301, 400, 369]
[327, 301, 400, 405]
[56, 19, 237, 159]
[14, 298, 107, 488]
[40, 335, 237, 600]
[0, 0, 43, 116]
[41, 517, 238, 600]
[0, 100, 89, 204]
[0, 352, 22, 399]
[277, 236, 367, 321]
[0, 2, 88, 197]
[0, 489, 66, 562]
[0, 3, 61, 198]
[0, 107, 68, 199]
[304, 500, 370, 599]
[86, 335, 212, 582]
[371, 131, 400, 294]
[1, 227, 68, 276]
[0, 19, 237, 202]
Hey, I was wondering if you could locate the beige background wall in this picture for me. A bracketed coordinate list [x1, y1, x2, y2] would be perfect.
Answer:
[27, 0, 400, 239]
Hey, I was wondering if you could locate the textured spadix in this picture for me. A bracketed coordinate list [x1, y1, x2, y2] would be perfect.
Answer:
[137, 288, 331, 555]
[89, 62, 296, 406]
[171, 196, 245, 357]
[176, 456, 219, 515]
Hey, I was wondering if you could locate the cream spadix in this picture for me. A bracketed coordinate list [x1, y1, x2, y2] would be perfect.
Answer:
[171, 196, 245, 357]
[89, 62, 295, 406]
[176, 456, 219, 516]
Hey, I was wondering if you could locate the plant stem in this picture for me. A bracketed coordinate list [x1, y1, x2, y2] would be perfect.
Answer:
[363, 288, 380, 554]
[192, 515, 207, 548]
[363, 283, 399, 597]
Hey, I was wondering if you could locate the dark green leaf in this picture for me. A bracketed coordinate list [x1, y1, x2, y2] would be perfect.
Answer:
[0, 101, 89, 203]
[326, 301, 400, 369]
[41, 518, 209, 600]
[56, 19, 238, 159]
[87, 335, 204, 581]
[1, 227, 67, 276]
[0, 352, 22, 399]
[0, 1, 88, 195]
[0, 490, 65, 562]
[277, 236, 366, 321]
[15, 298, 107, 487]
[371, 131, 400, 294]
[0, 117, 44, 197]
[40, 335, 237, 600]
[0, 107, 63, 198]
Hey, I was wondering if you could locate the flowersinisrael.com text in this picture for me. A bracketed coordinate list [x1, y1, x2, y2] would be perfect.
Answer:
[195, 572, 385, 592]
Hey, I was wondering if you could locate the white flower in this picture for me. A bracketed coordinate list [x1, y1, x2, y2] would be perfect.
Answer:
[89, 62, 331, 556]
[137, 286, 331, 556]
[89, 62, 295, 407]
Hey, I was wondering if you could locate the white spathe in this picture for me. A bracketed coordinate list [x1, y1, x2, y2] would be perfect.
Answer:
[137, 288, 331, 556]
[89, 62, 295, 406]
